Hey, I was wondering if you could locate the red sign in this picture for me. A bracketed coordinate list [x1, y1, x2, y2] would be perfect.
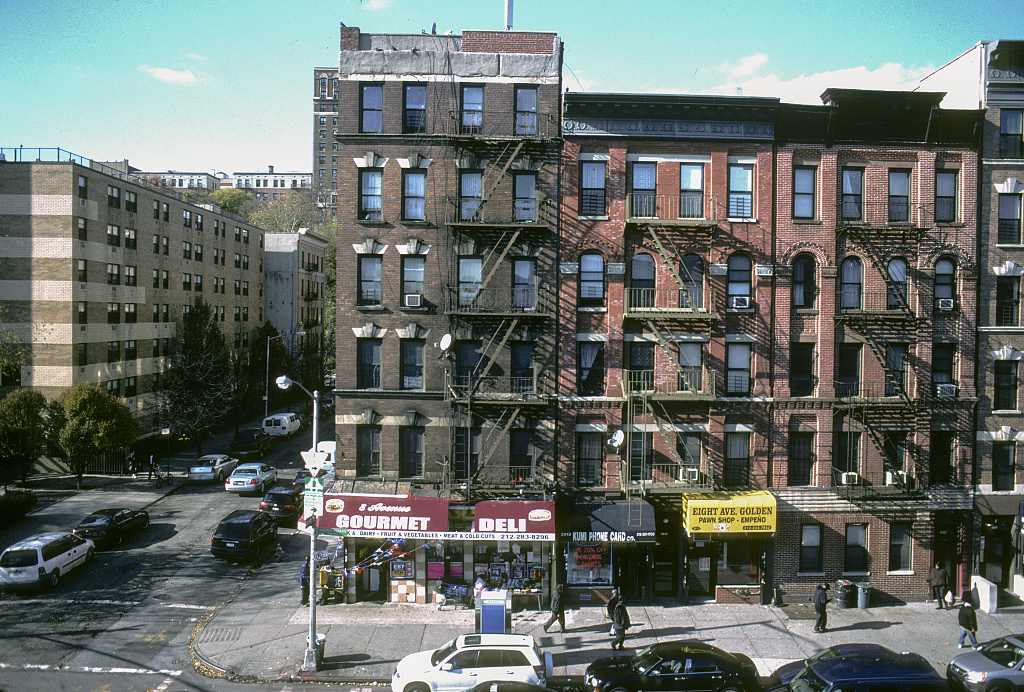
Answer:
[320, 493, 449, 533]
[473, 500, 555, 536]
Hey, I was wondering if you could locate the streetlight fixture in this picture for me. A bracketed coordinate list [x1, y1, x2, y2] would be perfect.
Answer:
[276, 374, 321, 671]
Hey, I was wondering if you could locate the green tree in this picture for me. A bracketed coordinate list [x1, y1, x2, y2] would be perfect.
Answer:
[249, 190, 316, 234]
[160, 296, 233, 455]
[251, 322, 294, 417]
[45, 384, 137, 489]
[0, 388, 48, 487]
[182, 188, 256, 218]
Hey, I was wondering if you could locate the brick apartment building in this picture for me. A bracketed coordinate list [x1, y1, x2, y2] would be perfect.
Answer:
[313, 67, 341, 217]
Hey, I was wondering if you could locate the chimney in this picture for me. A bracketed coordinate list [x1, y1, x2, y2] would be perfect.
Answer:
[268, 165, 274, 173]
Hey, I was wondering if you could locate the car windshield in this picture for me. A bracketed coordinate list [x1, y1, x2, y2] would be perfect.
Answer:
[979, 639, 1024, 668]
[217, 524, 252, 540]
[191, 466, 212, 471]
[790, 668, 829, 692]
[806, 648, 840, 663]
[431, 639, 459, 667]
[265, 490, 292, 502]
[234, 432, 258, 443]
[234, 468, 258, 477]
[0, 549, 37, 567]
[79, 515, 111, 526]
[632, 648, 660, 672]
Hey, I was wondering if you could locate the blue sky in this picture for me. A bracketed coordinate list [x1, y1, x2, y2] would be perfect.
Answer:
[1, 0, 1014, 173]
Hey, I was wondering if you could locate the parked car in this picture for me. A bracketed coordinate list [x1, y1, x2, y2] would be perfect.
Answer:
[948, 634, 1024, 692]
[225, 463, 278, 495]
[261, 412, 302, 438]
[0, 532, 95, 591]
[229, 428, 272, 459]
[188, 454, 239, 482]
[210, 510, 278, 562]
[765, 643, 899, 687]
[467, 683, 557, 692]
[584, 641, 759, 692]
[786, 649, 944, 692]
[392, 633, 552, 692]
[259, 486, 303, 526]
[73, 508, 150, 548]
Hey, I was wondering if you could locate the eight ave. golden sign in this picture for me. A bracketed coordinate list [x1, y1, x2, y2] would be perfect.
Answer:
[683, 491, 777, 534]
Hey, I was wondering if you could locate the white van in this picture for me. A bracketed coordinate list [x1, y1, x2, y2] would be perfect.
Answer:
[262, 412, 302, 438]
[0, 532, 95, 591]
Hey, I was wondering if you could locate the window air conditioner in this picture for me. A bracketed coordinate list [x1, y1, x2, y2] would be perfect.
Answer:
[885, 470, 908, 486]
[840, 471, 859, 485]
[937, 298, 955, 311]
[936, 383, 958, 398]
[685, 467, 700, 482]
[729, 295, 751, 309]
[404, 293, 423, 308]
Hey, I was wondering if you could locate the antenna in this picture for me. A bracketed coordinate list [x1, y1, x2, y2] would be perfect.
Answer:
[438, 333, 452, 352]
[608, 430, 624, 449]
[504, 0, 513, 30]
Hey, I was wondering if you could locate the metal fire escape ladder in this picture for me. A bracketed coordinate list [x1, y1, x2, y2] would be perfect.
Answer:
[478, 229, 522, 296]
[645, 320, 690, 383]
[470, 317, 521, 393]
[471, 406, 522, 484]
[479, 140, 525, 208]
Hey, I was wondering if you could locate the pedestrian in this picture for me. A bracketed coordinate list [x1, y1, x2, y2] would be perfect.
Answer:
[928, 562, 950, 609]
[543, 584, 566, 633]
[610, 596, 631, 650]
[300, 557, 311, 606]
[958, 591, 980, 649]
[127, 450, 137, 478]
[606, 587, 620, 620]
[813, 583, 830, 633]
[147, 454, 156, 480]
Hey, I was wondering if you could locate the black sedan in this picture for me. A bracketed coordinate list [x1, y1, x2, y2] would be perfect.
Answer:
[73, 508, 150, 548]
[584, 641, 759, 692]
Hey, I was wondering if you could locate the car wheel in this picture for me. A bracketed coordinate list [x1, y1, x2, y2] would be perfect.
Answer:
[141, 515, 150, 530]
[405, 684, 430, 692]
[48, 569, 60, 588]
[85, 548, 95, 564]
[718, 686, 741, 692]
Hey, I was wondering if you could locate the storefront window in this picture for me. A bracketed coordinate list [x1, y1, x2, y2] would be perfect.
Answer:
[567, 542, 612, 584]
[715, 539, 758, 585]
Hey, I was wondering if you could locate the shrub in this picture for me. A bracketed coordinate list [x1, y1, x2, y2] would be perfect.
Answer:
[0, 490, 37, 526]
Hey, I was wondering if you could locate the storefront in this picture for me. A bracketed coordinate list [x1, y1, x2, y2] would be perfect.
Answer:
[682, 491, 776, 604]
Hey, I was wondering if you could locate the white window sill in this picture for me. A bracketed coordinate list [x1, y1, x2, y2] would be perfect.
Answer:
[991, 409, 1022, 415]
[727, 217, 758, 223]
[577, 307, 608, 313]
[578, 215, 610, 221]
[887, 570, 914, 576]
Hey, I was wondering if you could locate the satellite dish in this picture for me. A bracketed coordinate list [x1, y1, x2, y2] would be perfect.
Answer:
[439, 333, 452, 352]
[609, 430, 625, 448]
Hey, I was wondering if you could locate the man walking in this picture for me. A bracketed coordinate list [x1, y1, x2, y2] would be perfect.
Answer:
[928, 562, 950, 609]
[606, 587, 620, 621]
[543, 583, 566, 632]
[813, 583, 830, 633]
[611, 597, 631, 650]
[300, 557, 311, 606]
[958, 591, 980, 649]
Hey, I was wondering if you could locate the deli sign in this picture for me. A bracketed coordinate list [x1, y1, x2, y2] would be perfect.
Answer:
[320, 493, 449, 535]
[474, 500, 555, 540]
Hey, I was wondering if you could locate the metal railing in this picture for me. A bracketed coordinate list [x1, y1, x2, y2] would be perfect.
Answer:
[624, 193, 718, 224]
[446, 110, 560, 139]
[445, 197, 554, 226]
[445, 285, 550, 315]
[445, 373, 546, 402]
[623, 286, 717, 317]
[835, 289, 919, 315]
[622, 368, 716, 398]
[833, 379, 916, 401]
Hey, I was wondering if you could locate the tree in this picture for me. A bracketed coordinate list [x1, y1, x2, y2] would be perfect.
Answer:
[0, 388, 48, 487]
[250, 322, 294, 417]
[160, 297, 234, 456]
[45, 384, 137, 489]
[182, 188, 256, 218]
[249, 191, 316, 234]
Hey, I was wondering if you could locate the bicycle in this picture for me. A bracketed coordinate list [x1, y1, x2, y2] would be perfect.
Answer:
[154, 472, 170, 488]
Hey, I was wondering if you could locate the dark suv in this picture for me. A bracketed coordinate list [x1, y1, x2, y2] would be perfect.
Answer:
[210, 510, 278, 562]
[259, 486, 303, 527]
[781, 649, 946, 692]
[229, 428, 271, 459]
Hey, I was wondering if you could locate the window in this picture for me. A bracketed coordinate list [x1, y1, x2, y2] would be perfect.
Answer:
[793, 167, 816, 219]
[837, 343, 861, 397]
[835, 430, 861, 475]
[454, 427, 480, 480]
[514, 86, 538, 135]
[680, 164, 704, 218]
[78, 175, 88, 199]
[77, 260, 88, 282]
[935, 258, 956, 309]
[162, 304, 169, 322]
[125, 191, 137, 213]
[195, 213, 203, 231]
[182, 209, 192, 228]
[107, 185, 120, 209]
[728, 163, 753, 218]
[124, 377, 137, 398]
[160, 270, 168, 289]
[458, 257, 482, 307]
[152, 234, 160, 253]
[361, 84, 383, 133]
[194, 244, 203, 262]
[846, 524, 868, 572]
[125, 303, 138, 323]
[77, 301, 87, 324]
[123, 266, 136, 286]
[162, 236, 169, 255]
[107, 340, 120, 363]
[678, 343, 702, 393]
[194, 275, 203, 292]
[679, 254, 704, 309]
[106, 263, 120, 285]
[242, 228, 249, 244]
[936, 171, 957, 222]
[124, 227, 136, 250]
[933, 343, 956, 395]
[456, 342, 481, 390]
[885, 343, 908, 397]
[106, 379, 119, 398]
[631, 162, 656, 217]
[999, 194, 1022, 244]
[792, 255, 816, 308]
[152, 304, 159, 322]
[840, 257, 862, 309]
[883, 431, 908, 475]
[580, 161, 606, 216]
[461, 85, 483, 132]
[243, 255, 248, 270]
[511, 342, 535, 393]
[234, 279, 241, 296]
[107, 224, 120, 247]
[403, 170, 426, 220]
[887, 258, 908, 310]
[161, 203, 169, 222]
[124, 340, 137, 360]
[359, 170, 382, 220]
[182, 241, 192, 260]
[401, 340, 424, 390]
[995, 360, 1018, 410]
[76, 343, 87, 367]
[233, 306, 240, 322]
[726, 342, 751, 395]
[997, 276, 1020, 326]
[182, 273, 193, 291]
[627, 432, 653, 482]
[889, 523, 912, 571]
[77, 218, 88, 241]
[677, 433, 700, 476]
[513, 173, 536, 222]
[790, 343, 815, 396]
[888, 170, 910, 222]
[459, 171, 482, 220]
[400, 427, 424, 477]
[993, 441, 1016, 491]
[630, 253, 655, 309]
[628, 342, 654, 392]
[727, 254, 752, 307]
[357, 339, 381, 389]
[577, 432, 604, 486]
[358, 256, 382, 305]
[107, 302, 120, 324]
[930, 430, 954, 485]
[1001, 109, 1023, 159]
[404, 84, 426, 133]
[800, 525, 823, 572]
[510, 429, 534, 481]
[577, 342, 605, 396]
[356, 425, 381, 476]
[788, 431, 814, 485]
[579, 253, 605, 308]
[723, 433, 750, 487]
[842, 168, 863, 221]
[513, 259, 536, 309]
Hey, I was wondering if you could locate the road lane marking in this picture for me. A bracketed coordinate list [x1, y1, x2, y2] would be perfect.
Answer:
[0, 663, 182, 676]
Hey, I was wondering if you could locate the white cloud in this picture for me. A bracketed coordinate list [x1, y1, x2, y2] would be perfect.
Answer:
[186, 53, 208, 62]
[716, 53, 769, 80]
[712, 62, 935, 104]
[139, 65, 199, 85]
[363, 0, 394, 9]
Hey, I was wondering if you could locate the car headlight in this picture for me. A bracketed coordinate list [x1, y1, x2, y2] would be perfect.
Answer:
[965, 671, 988, 684]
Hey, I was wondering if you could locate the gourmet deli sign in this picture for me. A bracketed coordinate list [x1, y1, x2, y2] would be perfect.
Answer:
[473, 500, 555, 541]
[319, 493, 449, 536]
[683, 491, 777, 534]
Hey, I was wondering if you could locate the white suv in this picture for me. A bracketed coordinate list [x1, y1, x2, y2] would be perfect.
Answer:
[0, 532, 95, 591]
[392, 634, 551, 692]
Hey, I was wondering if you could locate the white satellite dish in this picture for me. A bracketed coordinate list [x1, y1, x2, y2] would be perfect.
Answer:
[438, 333, 452, 352]
[609, 430, 625, 448]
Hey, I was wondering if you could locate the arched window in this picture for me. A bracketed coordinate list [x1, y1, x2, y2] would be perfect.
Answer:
[680, 254, 704, 309]
[727, 253, 752, 309]
[935, 258, 956, 310]
[840, 257, 862, 309]
[887, 257, 908, 310]
[578, 252, 605, 308]
[630, 253, 655, 308]
[792, 254, 816, 308]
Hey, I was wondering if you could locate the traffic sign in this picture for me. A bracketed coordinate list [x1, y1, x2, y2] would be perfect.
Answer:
[300, 450, 330, 475]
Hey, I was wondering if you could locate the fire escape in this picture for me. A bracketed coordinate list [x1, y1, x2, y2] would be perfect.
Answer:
[441, 105, 559, 498]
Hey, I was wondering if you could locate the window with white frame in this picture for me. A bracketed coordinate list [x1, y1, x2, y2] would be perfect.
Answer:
[728, 163, 753, 218]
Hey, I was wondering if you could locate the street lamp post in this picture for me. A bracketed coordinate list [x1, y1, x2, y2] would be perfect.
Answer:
[276, 375, 320, 671]
[265, 334, 284, 420]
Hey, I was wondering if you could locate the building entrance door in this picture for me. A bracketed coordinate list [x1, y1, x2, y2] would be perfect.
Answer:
[686, 541, 714, 599]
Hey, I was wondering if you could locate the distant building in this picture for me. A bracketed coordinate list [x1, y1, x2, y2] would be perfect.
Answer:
[221, 166, 311, 201]
[313, 66, 340, 217]
[134, 170, 221, 190]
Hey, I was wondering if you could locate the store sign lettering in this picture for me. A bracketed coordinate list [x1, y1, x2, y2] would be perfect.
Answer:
[687, 501, 776, 533]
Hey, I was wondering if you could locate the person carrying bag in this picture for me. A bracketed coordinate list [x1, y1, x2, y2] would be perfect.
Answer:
[611, 597, 631, 650]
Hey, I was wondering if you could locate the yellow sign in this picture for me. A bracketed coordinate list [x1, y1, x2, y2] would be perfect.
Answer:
[683, 491, 776, 534]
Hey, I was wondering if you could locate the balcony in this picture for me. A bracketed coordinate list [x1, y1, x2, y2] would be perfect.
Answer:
[833, 379, 916, 404]
[445, 285, 551, 317]
[831, 466, 924, 499]
[625, 462, 714, 493]
[446, 110, 560, 140]
[304, 291, 320, 301]
[623, 287, 717, 320]
[835, 289, 919, 319]
[836, 200, 932, 230]
[445, 197, 554, 228]
[624, 193, 718, 226]
[445, 373, 547, 404]
[622, 368, 716, 400]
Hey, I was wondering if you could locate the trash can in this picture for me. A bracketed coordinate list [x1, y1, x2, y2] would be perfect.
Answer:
[306, 633, 326, 666]
[834, 579, 855, 609]
[475, 589, 511, 633]
[856, 582, 872, 609]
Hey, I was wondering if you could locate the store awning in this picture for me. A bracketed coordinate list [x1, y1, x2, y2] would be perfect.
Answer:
[558, 499, 657, 543]
[976, 495, 1024, 516]
[683, 491, 776, 535]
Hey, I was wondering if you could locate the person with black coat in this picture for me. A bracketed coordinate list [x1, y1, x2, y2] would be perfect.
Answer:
[606, 587, 620, 620]
[958, 592, 979, 649]
[611, 597, 631, 650]
[300, 557, 311, 606]
[813, 583, 830, 633]
[543, 584, 566, 632]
